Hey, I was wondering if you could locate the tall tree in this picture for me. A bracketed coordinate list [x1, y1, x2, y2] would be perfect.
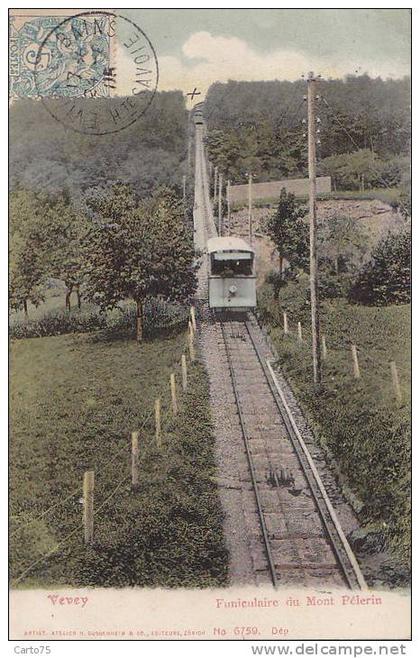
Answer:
[9, 190, 49, 317]
[44, 196, 88, 311]
[82, 184, 197, 341]
[265, 188, 309, 278]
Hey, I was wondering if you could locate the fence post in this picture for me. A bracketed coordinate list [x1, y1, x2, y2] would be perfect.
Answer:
[170, 373, 178, 415]
[155, 398, 161, 448]
[83, 471, 94, 544]
[297, 321, 303, 343]
[181, 354, 188, 392]
[321, 334, 327, 359]
[351, 344, 360, 379]
[190, 306, 197, 333]
[131, 432, 139, 489]
[390, 361, 402, 403]
[188, 328, 196, 362]
[283, 311, 289, 335]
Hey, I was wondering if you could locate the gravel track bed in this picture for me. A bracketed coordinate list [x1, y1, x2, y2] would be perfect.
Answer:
[198, 303, 260, 586]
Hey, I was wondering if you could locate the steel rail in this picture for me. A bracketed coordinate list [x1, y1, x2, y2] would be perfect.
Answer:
[219, 318, 279, 588]
[244, 318, 367, 590]
[265, 358, 367, 590]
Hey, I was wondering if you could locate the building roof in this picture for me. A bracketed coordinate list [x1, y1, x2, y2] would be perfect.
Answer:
[207, 236, 254, 254]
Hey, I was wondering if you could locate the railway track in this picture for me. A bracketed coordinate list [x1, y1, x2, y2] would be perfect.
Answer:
[217, 313, 366, 590]
[193, 116, 366, 589]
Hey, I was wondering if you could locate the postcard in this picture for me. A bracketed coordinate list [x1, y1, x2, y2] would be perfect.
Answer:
[8, 6, 411, 645]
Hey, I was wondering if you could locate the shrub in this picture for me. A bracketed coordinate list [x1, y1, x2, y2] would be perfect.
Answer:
[9, 309, 106, 339]
[10, 299, 189, 340]
[348, 229, 410, 305]
[318, 272, 350, 300]
[265, 269, 298, 296]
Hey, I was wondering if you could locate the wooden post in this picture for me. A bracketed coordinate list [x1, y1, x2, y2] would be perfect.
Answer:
[170, 373, 178, 415]
[213, 165, 218, 203]
[181, 354, 188, 392]
[182, 174, 186, 202]
[155, 398, 161, 448]
[83, 471, 94, 544]
[247, 173, 253, 244]
[297, 321, 303, 343]
[218, 172, 223, 235]
[131, 432, 139, 489]
[307, 72, 322, 387]
[188, 328, 196, 362]
[227, 180, 231, 236]
[190, 306, 197, 333]
[351, 344, 360, 379]
[321, 334, 327, 359]
[390, 361, 402, 403]
[136, 300, 143, 343]
[283, 311, 289, 335]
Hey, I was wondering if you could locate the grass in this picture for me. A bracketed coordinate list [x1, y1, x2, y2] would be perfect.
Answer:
[10, 330, 228, 588]
[11, 283, 86, 322]
[258, 279, 411, 567]
[231, 187, 402, 210]
[319, 188, 401, 203]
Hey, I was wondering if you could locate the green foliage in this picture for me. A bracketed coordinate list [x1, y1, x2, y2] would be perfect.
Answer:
[10, 189, 89, 314]
[265, 188, 309, 274]
[10, 333, 228, 587]
[319, 150, 409, 192]
[10, 309, 106, 339]
[10, 299, 189, 341]
[319, 214, 368, 275]
[349, 229, 411, 305]
[204, 76, 410, 186]
[9, 190, 50, 314]
[82, 184, 197, 326]
[10, 92, 188, 200]
[45, 197, 88, 304]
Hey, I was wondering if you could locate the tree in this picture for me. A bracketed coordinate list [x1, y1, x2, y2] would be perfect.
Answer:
[265, 188, 309, 281]
[44, 196, 88, 311]
[348, 228, 410, 305]
[82, 184, 197, 341]
[10, 91, 188, 202]
[9, 190, 49, 317]
[204, 77, 410, 184]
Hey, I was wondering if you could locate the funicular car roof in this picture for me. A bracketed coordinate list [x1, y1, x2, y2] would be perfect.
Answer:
[207, 236, 254, 255]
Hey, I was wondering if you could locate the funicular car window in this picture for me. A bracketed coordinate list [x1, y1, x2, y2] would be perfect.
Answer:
[211, 255, 253, 276]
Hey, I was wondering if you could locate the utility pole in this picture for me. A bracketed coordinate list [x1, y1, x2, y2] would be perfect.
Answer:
[185, 88, 200, 180]
[247, 172, 253, 244]
[227, 179, 231, 236]
[218, 172, 223, 235]
[307, 71, 322, 388]
[187, 129, 192, 173]
[213, 165, 218, 204]
[182, 174, 186, 202]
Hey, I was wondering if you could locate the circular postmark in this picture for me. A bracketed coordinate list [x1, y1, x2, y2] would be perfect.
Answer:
[33, 11, 159, 135]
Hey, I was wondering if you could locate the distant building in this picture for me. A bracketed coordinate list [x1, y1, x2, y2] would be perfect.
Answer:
[229, 176, 331, 203]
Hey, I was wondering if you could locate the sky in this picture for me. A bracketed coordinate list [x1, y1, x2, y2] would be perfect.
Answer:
[116, 8, 411, 97]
